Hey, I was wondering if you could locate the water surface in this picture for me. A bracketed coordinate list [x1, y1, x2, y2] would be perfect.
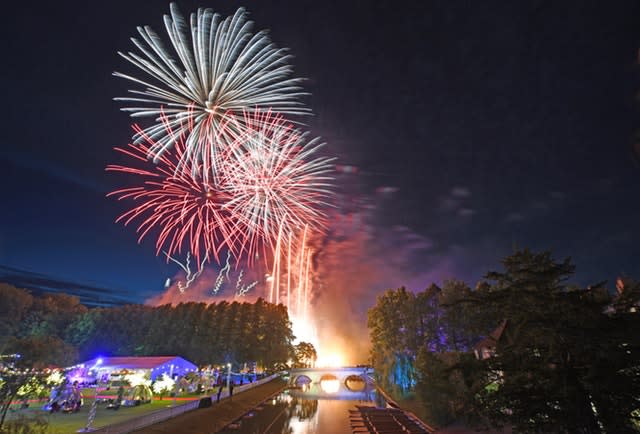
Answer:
[217, 380, 383, 434]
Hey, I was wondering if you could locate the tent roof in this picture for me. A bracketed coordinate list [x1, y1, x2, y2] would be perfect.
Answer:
[80, 356, 195, 370]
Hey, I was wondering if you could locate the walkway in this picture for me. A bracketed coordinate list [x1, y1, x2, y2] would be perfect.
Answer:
[131, 377, 287, 434]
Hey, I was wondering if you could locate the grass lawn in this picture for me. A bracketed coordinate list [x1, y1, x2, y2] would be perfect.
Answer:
[5, 396, 195, 434]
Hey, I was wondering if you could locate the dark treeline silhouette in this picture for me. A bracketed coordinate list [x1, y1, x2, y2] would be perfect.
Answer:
[368, 249, 640, 433]
[0, 284, 294, 369]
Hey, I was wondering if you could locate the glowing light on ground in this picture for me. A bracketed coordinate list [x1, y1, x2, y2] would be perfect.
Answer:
[124, 372, 151, 388]
[315, 353, 345, 368]
[152, 374, 175, 396]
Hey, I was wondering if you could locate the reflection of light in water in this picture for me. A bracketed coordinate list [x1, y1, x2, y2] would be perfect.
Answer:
[319, 379, 340, 394]
[289, 410, 319, 434]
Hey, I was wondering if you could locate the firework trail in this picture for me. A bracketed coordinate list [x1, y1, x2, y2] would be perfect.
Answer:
[114, 3, 310, 179]
[164, 251, 208, 292]
[267, 225, 317, 344]
[235, 270, 258, 297]
[212, 252, 232, 294]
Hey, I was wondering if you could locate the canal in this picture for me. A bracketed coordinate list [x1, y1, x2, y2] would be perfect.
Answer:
[216, 377, 384, 434]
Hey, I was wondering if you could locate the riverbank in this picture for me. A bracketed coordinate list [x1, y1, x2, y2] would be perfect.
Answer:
[131, 377, 287, 434]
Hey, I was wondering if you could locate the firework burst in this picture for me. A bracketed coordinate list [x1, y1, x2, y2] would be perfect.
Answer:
[106, 123, 238, 265]
[221, 111, 335, 259]
[108, 111, 334, 267]
[114, 3, 310, 179]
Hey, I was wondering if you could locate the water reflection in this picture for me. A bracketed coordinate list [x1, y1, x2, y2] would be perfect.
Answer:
[217, 381, 382, 434]
[290, 380, 376, 401]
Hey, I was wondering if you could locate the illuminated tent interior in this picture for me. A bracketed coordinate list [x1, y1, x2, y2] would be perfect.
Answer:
[69, 356, 197, 381]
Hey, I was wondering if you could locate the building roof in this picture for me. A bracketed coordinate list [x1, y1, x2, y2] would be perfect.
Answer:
[81, 356, 195, 370]
[473, 319, 508, 351]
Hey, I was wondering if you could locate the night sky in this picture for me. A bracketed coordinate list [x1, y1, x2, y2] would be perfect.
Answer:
[2, 1, 639, 307]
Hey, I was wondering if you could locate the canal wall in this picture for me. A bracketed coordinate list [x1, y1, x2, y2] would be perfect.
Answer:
[373, 379, 437, 433]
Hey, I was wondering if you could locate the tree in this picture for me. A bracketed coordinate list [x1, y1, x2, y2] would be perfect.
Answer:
[439, 280, 480, 352]
[4, 336, 77, 369]
[415, 349, 483, 427]
[368, 287, 419, 395]
[0, 355, 49, 429]
[469, 250, 640, 433]
[64, 311, 96, 349]
[0, 284, 33, 348]
[259, 303, 294, 369]
[586, 278, 640, 432]
[152, 374, 175, 401]
[293, 342, 317, 368]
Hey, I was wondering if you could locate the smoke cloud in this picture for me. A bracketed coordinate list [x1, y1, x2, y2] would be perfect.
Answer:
[143, 177, 483, 366]
[311, 211, 459, 365]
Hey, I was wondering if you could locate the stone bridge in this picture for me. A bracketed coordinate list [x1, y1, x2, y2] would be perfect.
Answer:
[289, 366, 374, 386]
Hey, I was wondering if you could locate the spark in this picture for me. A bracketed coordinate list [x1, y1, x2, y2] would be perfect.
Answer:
[208, 253, 258, 296]
[212, 252, 232, 294]
[163, 251, 207, 293]
[235, 270, 258, 297]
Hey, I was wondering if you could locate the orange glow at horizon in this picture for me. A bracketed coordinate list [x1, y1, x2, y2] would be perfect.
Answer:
[315, 352, 345, 368]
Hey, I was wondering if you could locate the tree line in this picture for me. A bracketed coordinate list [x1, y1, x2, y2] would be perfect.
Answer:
[368, 249, 640, 433]
[0, 285, 295, 369]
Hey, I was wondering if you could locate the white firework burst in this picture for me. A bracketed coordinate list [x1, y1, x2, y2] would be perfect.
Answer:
[221, 111, 334, 259]
[114, 3, 310, 180]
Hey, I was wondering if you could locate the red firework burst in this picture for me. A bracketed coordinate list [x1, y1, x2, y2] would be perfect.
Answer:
[108, 111, 334, 267]
[106, 123, 240, 265]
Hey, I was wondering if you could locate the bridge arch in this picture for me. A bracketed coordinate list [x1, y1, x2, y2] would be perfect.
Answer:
[319, 373, 338, 382]
[289, 366, 374, 386]
[344, 374, 366, 391]
[318, 374, 340, 393]
[293, 375, 312, 386]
